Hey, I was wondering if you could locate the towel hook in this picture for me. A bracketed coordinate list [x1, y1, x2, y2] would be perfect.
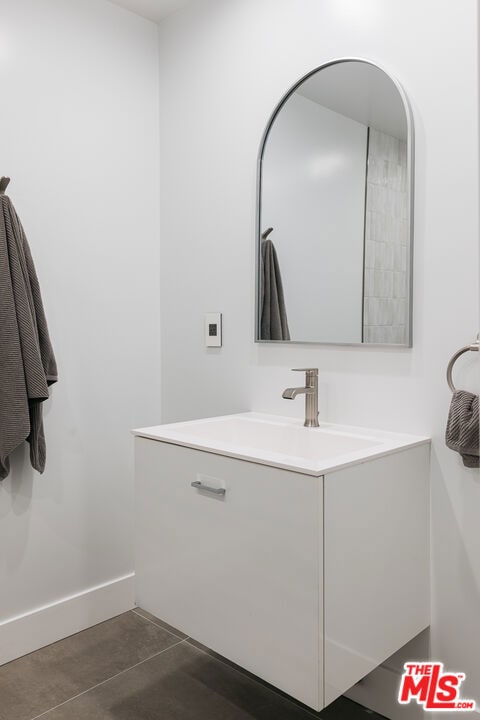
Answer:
[446, 334, 479, 392]
[261, 227, 274, 241]
[0, 176, 10, 195]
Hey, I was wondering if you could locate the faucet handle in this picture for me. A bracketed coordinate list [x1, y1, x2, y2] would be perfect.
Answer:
[292, 368, 318, 375]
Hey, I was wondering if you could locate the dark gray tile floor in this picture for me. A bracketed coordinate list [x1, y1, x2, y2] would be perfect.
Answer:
[0, 609, 388, 720]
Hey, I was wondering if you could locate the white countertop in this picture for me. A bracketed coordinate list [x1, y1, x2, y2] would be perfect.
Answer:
[132, 412, 430, 476]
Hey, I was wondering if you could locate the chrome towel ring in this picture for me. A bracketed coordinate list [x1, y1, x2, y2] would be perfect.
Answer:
[446, 334, 479, 392]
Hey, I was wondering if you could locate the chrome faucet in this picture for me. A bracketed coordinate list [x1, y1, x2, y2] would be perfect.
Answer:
[282, 368, 319, 428]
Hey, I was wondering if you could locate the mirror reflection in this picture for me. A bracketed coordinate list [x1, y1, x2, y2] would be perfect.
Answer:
[257, 60, 412, 346]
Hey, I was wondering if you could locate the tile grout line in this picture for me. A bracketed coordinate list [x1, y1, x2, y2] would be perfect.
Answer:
[131, 608, 190, 641]
[29, 638, 187, 720]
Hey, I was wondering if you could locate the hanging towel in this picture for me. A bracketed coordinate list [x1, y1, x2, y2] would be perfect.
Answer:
[445, 390, 479, 468]
[260, 239, 290, 341]
[0, 193, 57, 480]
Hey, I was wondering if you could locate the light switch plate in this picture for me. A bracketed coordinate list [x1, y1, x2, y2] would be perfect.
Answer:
[205, 313, 222, 347]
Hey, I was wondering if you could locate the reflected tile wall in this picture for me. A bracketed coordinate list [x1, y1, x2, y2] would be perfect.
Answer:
[363, 128, 408, 344]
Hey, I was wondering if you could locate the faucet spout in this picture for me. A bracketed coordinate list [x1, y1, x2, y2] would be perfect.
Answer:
[282, 387, 310, 400]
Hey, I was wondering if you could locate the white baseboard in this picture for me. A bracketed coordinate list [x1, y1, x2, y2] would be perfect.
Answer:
[0, 573, 135, 666]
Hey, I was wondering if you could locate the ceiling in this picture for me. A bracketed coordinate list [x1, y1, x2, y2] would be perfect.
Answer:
[297, 61, 408, 140]
[108, 0, 191, 23]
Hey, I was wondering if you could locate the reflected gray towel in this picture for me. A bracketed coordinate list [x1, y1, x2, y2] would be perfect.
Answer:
[0, 194, 57, 479]
[260, 239, 290, 341]
[445, 390, 479, 468]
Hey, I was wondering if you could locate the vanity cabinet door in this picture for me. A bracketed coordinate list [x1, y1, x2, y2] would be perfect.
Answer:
[135, 437, 323, 710]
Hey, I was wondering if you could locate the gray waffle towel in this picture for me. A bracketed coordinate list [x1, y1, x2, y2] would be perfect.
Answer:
[0, 193, 57, 479]
[260, 239, 290, 341]
[445, 390, 479, 468]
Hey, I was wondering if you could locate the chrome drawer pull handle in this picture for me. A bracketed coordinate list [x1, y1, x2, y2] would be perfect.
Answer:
[191, 480, 226, 496]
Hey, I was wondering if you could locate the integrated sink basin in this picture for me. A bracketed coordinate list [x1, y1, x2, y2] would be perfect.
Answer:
[133, 412, 429, 475]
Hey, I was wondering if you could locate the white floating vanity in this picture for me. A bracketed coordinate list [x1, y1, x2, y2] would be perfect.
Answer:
[133, 413, 430, 711]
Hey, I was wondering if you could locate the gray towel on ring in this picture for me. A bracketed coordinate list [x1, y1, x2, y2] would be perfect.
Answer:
[0, 193, 57, 479]
[445, 390, 479, 468]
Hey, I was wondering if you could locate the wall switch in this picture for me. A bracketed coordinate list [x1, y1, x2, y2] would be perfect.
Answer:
[205, 313, 222, 347]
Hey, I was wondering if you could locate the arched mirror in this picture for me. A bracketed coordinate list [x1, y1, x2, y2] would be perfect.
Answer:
[256, 59, 413, 346]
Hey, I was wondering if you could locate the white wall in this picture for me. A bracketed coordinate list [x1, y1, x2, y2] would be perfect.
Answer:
[0, 0, 160, 657]
[158, 0, 480, 707]
[262, 93, 366, 343]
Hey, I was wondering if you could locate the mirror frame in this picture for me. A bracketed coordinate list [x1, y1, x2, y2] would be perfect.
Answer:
[255, 57, 415, 347]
